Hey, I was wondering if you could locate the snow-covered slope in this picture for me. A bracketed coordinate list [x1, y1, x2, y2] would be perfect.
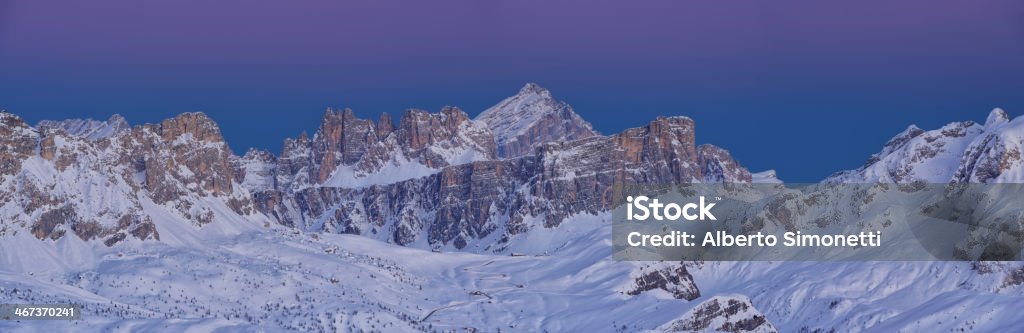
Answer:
[3, 212, 1022, 332]
[688, 260, 1024, 333]
[476, 83, 598, 158]
[0, 214, 708, 332]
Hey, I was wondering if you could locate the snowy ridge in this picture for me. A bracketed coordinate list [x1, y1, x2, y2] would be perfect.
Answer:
[36, 115, 129, 141]
[751, 170, 782, 184]
[827, 108, 1024, 183]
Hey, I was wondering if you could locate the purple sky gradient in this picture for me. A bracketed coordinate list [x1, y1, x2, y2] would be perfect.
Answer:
[2, 0, 1023, 181]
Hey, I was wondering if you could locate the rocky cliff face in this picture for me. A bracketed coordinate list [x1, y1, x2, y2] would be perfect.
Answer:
[142, 112, 241, 204]
[250, 112, 751, 249]
[627, 263, 701, 301]
[658, 296, 778, 333]
[255, 106, 496, 194]
[310, 108, 380, 183]
[698, 144, 754, 183]
[0, 111, 255, 246]
[0, 112, 38, 176]
[476, 83, 598, 158]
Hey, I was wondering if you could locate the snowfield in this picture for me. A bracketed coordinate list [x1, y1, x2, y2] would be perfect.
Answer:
[1, 214, 698, 332]
[3, 212, 1023, 332]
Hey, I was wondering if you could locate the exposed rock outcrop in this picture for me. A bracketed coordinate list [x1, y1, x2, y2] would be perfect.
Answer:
[626, 263, 701, 300]
[659, 296, 777, 333]
[0, 112, 39, 176]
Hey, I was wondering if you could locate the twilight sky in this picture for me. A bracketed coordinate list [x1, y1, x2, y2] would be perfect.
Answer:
[1, 0, 1023, 181]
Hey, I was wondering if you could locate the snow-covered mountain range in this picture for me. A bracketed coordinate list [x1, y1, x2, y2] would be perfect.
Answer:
[827, 108, 1022, 184]
[1, 84, 1022, 332]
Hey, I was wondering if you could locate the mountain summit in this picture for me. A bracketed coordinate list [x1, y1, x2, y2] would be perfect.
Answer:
[476, 83, 597, 158]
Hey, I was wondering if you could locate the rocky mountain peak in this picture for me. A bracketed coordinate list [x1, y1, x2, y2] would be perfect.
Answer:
[953, 110, 1024, 183]
[0, 110, 30, 129]
[697, 144, 753, 183]
[0, 111, 38, 176]
[242, 147, 276, 162]
[109, 114, 128, 125]
[377, 112, 394, 137]
[280, 131, 311, 156]
[439, 105, 471, 124]
[311, 107, 378, 182]
[138, 112, 243, 206]
[986, 107, 1010, 128]
[860, 124, 926, 166]
[397, 109, 438, 150]
[158, 112, 225, 143]
[476, 83, 597, 158]
[2, 112, 34, 132]
[610, 116, 701, 183]
[397, 107, 486, 153]
[649, 116, 695, 135]
[517, 82, 551, 97]
[236, 148, 278, 192]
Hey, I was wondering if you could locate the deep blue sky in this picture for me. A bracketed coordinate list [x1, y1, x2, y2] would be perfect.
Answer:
[1, 0, 1023, 181]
